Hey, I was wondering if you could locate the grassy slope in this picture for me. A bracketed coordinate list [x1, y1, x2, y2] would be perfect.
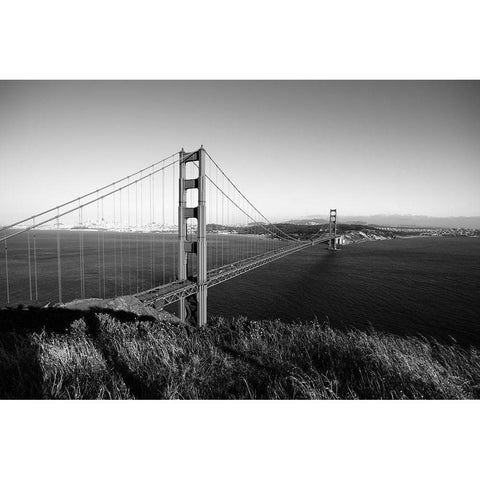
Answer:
[1, 314, 479, 399]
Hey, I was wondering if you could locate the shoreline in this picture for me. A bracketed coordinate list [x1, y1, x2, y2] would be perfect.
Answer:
[342, 232, 478, 246]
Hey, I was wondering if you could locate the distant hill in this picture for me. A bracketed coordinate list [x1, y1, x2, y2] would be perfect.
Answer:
[285, 214, 480, 229]
[283, 218, 327, 226]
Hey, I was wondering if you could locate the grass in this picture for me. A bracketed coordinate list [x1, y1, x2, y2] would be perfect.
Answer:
[1, 312, 479, 399]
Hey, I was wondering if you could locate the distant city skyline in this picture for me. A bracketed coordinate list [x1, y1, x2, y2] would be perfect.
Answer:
[1, 80, 479, 225]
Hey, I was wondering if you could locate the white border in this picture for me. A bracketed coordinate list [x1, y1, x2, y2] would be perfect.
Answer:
[1, 0, 479, 79]
[1, 1, 479, 479]
[1, 400, 479, 479]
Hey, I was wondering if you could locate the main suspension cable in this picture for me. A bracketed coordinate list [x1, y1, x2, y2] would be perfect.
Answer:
[206, 174, 297, 243]
[204, 150, 298, 242]
[0, 157, 180, 244]
[0, 152, 177, 234]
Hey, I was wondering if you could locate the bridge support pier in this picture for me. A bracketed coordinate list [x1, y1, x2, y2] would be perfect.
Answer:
[328, 209, 337, 250]
[178, 146, 208, 327]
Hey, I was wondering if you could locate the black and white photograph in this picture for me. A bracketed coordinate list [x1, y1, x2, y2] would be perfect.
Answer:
[1, 1, 479, 479]
[1, 80, 479, 400]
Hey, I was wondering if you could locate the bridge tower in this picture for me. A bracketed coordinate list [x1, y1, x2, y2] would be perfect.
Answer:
[328, 208, 337, 250]
[178, 146, 208, 326]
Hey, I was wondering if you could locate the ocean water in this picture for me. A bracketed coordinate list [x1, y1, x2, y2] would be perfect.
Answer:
[1, 232, 479, 346]
[207, 237, 480, 346]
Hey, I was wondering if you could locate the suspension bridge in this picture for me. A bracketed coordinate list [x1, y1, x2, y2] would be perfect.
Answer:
[0, 147, 341, 326]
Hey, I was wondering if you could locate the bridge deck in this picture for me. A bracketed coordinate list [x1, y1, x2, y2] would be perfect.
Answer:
[135, 235, 339, 308]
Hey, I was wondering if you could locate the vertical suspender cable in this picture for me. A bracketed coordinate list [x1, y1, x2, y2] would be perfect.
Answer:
[136, 179, 139, 293]
[230, 185, 233, 262]
[245, 201, 248, 260]
[120, 188, 124, 296]
[243, 200, 251, 258]
[259, 212, 262, 254]
[97, 191, 101, 297]
[264, 213, 267, 255]
[56, 207, 62, 303]
[234, 189, 237, 261]
[113, 192, 117, 297]
[82, 208, 85, 297]
[221, 171, 224, 267]
[226, 180, 229, 264]
[150, 172, 153, 289]
[237, 199, 244, 260]
[235, 189, 238, 262]
[27, 230, 32, 301]
[162, 167, 165, 285]
[233, 190, 236, 262]
[256, 212, 260, 256]
[78, 202, 84, 298]
[81, 206, 85, 298]
[258, 213, 261, 255]
[102, 197, 106, 297]
[247, 204, 250, 258]
[252, 211, 255, 256]
[140, 177, 144, 291]
[237, 194, 240, 262]
[151, 168, 155, 286]
[252, 206, 255, 257]
[240, 199, 243, 261]
[215, 169, 218, 269]
[33, 217, 38, 301]
[244, 199, 247, 261]
[78, 205, 82, 297]
[247, 200, 250, 261]
[172, 159, 176, 281]
[4, 238, 9, 304]
[127, 178, 131, 294]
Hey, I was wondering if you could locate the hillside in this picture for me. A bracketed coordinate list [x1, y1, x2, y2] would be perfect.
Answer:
[286, 215, 480, 229]
[1, 311, 479, 399]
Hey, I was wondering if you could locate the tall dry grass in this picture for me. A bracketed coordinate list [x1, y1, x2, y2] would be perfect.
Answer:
[1, 314, 479, 399]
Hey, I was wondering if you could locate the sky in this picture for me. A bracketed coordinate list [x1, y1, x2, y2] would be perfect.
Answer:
[0, 80, 479, 224]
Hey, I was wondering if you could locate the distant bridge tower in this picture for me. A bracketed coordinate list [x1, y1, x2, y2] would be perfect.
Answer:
[178, 147, 207, 326]
[328, 208, 337, 250]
